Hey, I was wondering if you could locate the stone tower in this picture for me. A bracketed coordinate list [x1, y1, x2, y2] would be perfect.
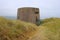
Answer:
[17, 7, 40, 24]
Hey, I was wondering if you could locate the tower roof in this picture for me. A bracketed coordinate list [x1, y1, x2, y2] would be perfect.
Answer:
[18, 7, 39, 9]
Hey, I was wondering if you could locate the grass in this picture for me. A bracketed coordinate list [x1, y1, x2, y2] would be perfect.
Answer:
[39, 18, 60, 40]
[0, 17, 38, 40]
[0, 17, 60, 40]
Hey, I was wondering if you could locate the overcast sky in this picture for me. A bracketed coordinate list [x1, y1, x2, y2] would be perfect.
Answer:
[0, 0, 60, 19]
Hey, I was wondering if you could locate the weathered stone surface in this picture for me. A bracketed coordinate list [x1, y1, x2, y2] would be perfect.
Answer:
[17, 7, 40, 24]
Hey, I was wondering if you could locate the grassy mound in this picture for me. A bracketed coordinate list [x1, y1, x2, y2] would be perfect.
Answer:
[39, 18, 60, 40]
[0, 17, 38, 40]
[0, 17, 60, 40]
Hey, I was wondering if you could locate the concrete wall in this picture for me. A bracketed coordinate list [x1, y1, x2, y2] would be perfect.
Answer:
[17, 7, 40, 24]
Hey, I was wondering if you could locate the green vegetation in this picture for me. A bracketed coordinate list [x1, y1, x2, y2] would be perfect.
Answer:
[0, 17, 60, 40]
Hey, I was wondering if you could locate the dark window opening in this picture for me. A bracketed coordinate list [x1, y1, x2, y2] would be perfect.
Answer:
[35, 12, 39, 14]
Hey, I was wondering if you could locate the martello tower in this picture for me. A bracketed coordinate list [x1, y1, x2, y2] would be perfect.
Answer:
[17, 7, 40, 24]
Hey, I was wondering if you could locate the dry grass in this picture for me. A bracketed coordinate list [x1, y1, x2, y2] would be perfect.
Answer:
[0, 17, 38, 40]
[0, 17, 60, 40]
[38, 18, 60, 40]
